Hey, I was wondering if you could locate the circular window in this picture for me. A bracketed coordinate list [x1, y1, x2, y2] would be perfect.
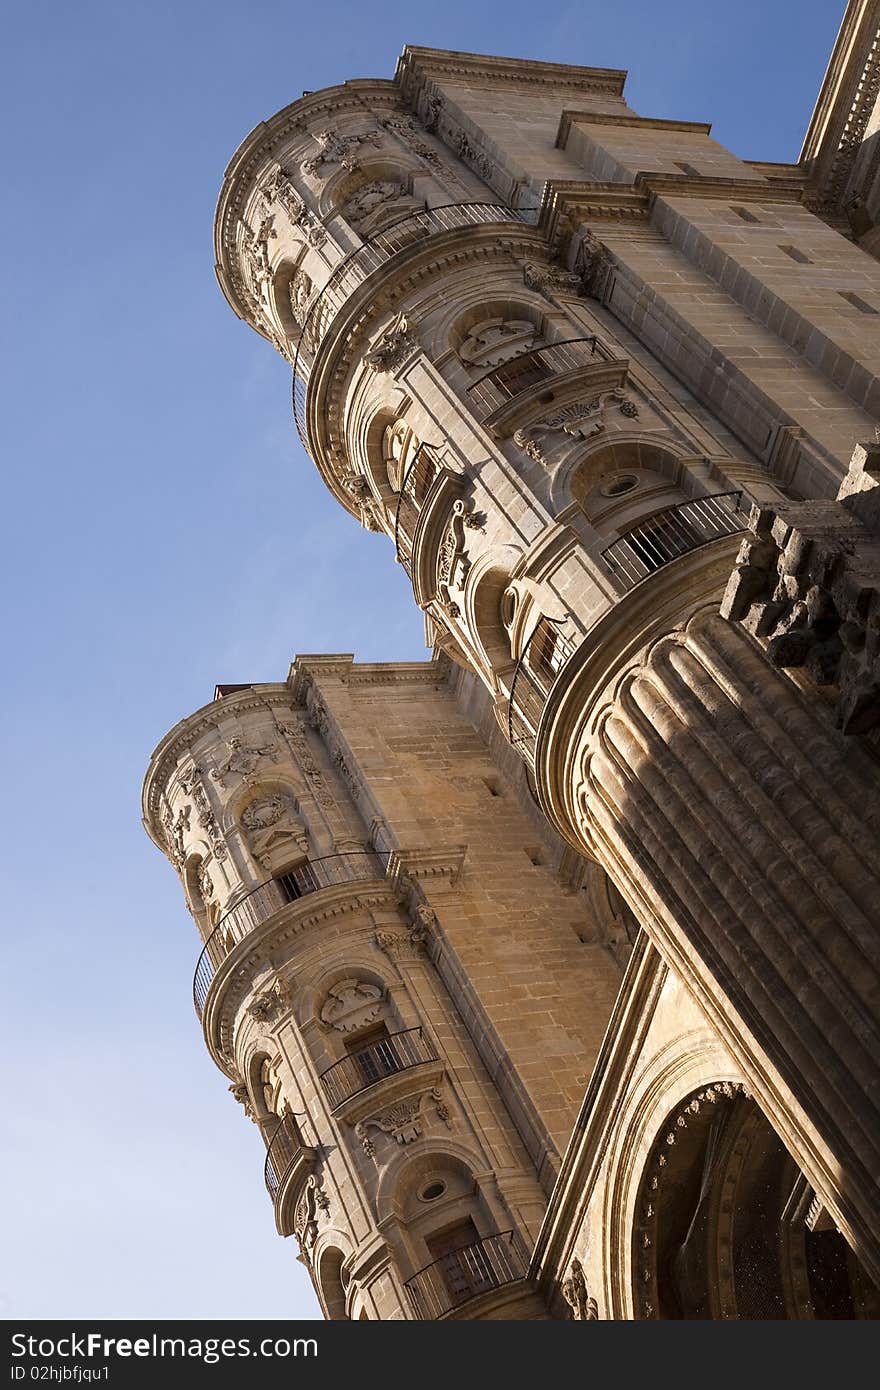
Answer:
[420, 1181, 447, 1202]
[600, 473, 640, 498]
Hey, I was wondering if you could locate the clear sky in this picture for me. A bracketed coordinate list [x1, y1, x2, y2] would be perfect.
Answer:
[1, 0, 845, 1321]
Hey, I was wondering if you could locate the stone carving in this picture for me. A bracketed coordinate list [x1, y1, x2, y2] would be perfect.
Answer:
[513, 429, 546, 465]
[197, 860, 215, 903]
[211, 733, 278, 788]
[363, 1096, 423, 1145]
[249, 977, 292, 1024]
[301, 128, 382, 178]
[178, 763, 202, 795]
[169, 805, 190, 866]
[244, 214, 277, 293]
[293, 1174, 329, 1264]
[288, 268, 313, 326]
[192, 782, 228, 861]
[422, 95, 441, 133]
[320, 978, 384, 1033]
[240, 794, 309, 871]
[363, 312, 417, 374]
[229, 1082, 256, 1121]
[259, 164, 326, 247]
[458, 318, 541, 370]
[342, 180, 408, 226]
[456, 131, 494, 183]
[561, 1259, 599, 1320]
[430, 1085, 453, 1129]
[619, 397, 639, 418]
[355, 1123, 376, 1160]
[275, 718, 335, 809]
[513, 389, 630, 462]
[574, 231, 613, 300]
[437, 499, 473, 589]
[720, 480, 880, 733]
[380, 115, 446, 172]
[522, 260, 583, 298]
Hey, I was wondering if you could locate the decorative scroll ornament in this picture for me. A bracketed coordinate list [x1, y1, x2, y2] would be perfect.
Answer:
[179, 763, 202, 795]
[293, 1175, 329, 1264]
[300, 128, 382, 178]
[229, 1082, 256, 1121]
[379, 114, 446, 172]
[363, 312, 417, 374]
[437, 499, 473, 588]
[458, 318, 541, 369]
[258, 164, 326, 247]
[191, 782, 228, 861]
[169, 804, 191, 866]
[561, 1259, 599, 1320]
[248, 977, 292, 1024]
[513, 389, 634, 462]
[244, 214, 277, 292]
[275, 718, 335, 809]
[288, 268, 313, 326]
[574, 231, 613, 300]
[197, 860, 215, 903]
[522, 260, 583, 298]
[343, 180, 408, 225]
[319, 978, 383, 1033]
[211, 733, 278, 788]
[357, 1086, 452, 1151]
[240, 794, 308, 871]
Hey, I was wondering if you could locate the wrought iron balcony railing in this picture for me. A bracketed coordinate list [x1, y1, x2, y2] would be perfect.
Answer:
[263, 1113, 310, 1204]
[601, 491, 747, 592]
[404, 1231, 527, 1319]
[394, 444, 443, 575]
[193, 851, 389, 1017]
[318, 1027, 437, 1110]
[507, 620, 577, 772]
[291, 202, 530, 458]
[465, 336, 611, 417]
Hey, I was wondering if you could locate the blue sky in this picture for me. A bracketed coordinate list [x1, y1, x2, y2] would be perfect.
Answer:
[1, 0, 844, 1321]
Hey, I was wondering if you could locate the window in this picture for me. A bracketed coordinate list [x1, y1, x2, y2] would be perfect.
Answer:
[490, 352, 552, 399]
[732, 205, 760, 223]
[779, 244, 811, 264]
[839, 290, 879, 314]
[426, 1219, 494, 1305]
[345, 1025, 399, 1089]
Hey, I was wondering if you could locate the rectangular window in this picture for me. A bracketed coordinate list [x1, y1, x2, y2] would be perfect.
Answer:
[779, 244, 811, 264]
[839, 290, 879, 314]
[732, 205, 759, 223]
[491, 353, 552, 399]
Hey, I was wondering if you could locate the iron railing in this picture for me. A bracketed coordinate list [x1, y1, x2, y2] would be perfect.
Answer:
[291, 202, 530, 458]
[393, 444, 443, 575]
[465, 336, 610, 417]
[600, 491, 747, 592]
[318, 1027, 436, 1110]
[263, 1113, 310, 1203]
[507, 620, 577, 771]
[404, 1231, 526, 1319]
[193, 851, 389, 1016]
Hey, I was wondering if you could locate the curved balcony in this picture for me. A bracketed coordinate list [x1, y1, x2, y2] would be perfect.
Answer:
[404, 1231, 527, 1319]
[318, 1027, 437, 1110]
[466, 336, 610, 418]
[291, 202, 531, 458]
[264, 1113, 314, 1203]
[508, 620, 576, 773]
[600, 491, 747, 592]
[193, 851, 389, 1016]
[394, 444, 443, 576]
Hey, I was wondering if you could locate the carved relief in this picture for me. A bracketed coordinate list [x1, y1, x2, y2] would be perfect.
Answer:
[275, 718, 335, 809]
[522, 260, 583, 298]
[259, 164, 326, 247]
[513, 389, 633, 462]
[319, 978, 384, 1033]
[357, 1086, 452, 1150]
[192, 782, 228, 861]
[301, 128, 382, 178]
[379, 114, 447, 173]
[248, 976, 292, 1024]
[288, 268, 313, 326]
[342, 180, 409, 226]
[458, 318, 542, 370]
[561, 1258, 599, 1320]
[229, 1082, 256, 1121]
[363, 312, 417, 374]
[574, 231, 613, 301]
[293, 1174, 329, 1264]
[211, 733, 279, 788]
[436, 499, 473, 589]
[240, 794, 309, 871]
[243, 214, 277, 294]
[197, 860, 215, 903]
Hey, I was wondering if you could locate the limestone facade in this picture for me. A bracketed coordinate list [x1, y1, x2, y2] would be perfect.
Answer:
[143, 34, 880, 1318]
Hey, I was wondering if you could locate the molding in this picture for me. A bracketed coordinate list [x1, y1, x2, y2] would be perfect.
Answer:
[556, 110, 712, 148]
[387, 845, 468, 890]
[411, 467, 469, 607]
[332, 1061, 446, 1126]
[395, 45, 627, 98]
[801, 1, 880, 208]
[483, 360, 630, 440]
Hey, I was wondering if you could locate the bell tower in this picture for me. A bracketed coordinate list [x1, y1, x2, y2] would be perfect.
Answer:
[145, 39, 880, 1318]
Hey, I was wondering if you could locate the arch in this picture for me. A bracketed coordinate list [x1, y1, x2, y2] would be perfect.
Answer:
[316, 1245, 349, 1319]
[374, 1137, 495, 1225]
[550, 435, 694, 518]
[268, 250, 312, 341]
[446, 297, 550, 369]
[631, 1083, 880, 1319]
[462, 550, 522, 685]
[319, 158, 425, 229]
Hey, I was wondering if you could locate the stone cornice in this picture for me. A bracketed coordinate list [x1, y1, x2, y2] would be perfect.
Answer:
[395, 45, 627, 98]
[556, 110, 712, 148]
[387, 845, 468, 890]
[638, 172, 805, 204]
[801, 0, 880, 194]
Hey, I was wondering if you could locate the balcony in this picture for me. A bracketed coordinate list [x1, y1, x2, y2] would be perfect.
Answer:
[264, 1113, 315, 1204]
[404, 1231, 527, 1319]
[508, 620, 577, 773]
[601, 491, 747, 592]
[394, 444, 443, 576]
[465, 336, 610, 418]
[193, 851, 389, 1017]
[318, 1027, 437, 1110]
[291, 202, 532, 458]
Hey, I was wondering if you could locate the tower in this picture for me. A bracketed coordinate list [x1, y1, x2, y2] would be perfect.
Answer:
[143, 31, 880, 1319]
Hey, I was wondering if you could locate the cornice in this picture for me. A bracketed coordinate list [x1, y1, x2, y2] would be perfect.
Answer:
[556, 110, 712, 148]
[387, 845, 468, 890]
[483, 359, 630, 440]
[395, 46, 627, 98]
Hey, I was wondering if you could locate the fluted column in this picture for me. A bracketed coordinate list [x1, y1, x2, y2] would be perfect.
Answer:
[566, 610, 880, 1278]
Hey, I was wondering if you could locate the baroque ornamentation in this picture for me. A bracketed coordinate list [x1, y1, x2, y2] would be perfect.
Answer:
[248, 977, 292, 1024]
[458, 318, 541, 370]
[319, 978, 384, 1033]
[522, 260, 583, 298]
[293, 1174, 329, 1264]
[437, 499, 473, 589]
[259, 164, 326, 247]
[574, 231, 614, 300]
[211, 733, 279, 788]
[357, 1086, 452, 1149]
[363, 312, 417, 374]
[720, 488, 880, 733]
[301, 128, 382, 178]
[229, 1082, 256, 1121]
[342, 180, 408, 225]
[191, 782, 228, 861]
[275, 718, 335, 809]
[288, 268, 313, 326]
[561, 1259, 599, 1320]
[513, 389, 630, 461]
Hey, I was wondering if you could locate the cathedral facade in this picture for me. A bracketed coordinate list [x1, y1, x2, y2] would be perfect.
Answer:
[143, 7, 880, 1318]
